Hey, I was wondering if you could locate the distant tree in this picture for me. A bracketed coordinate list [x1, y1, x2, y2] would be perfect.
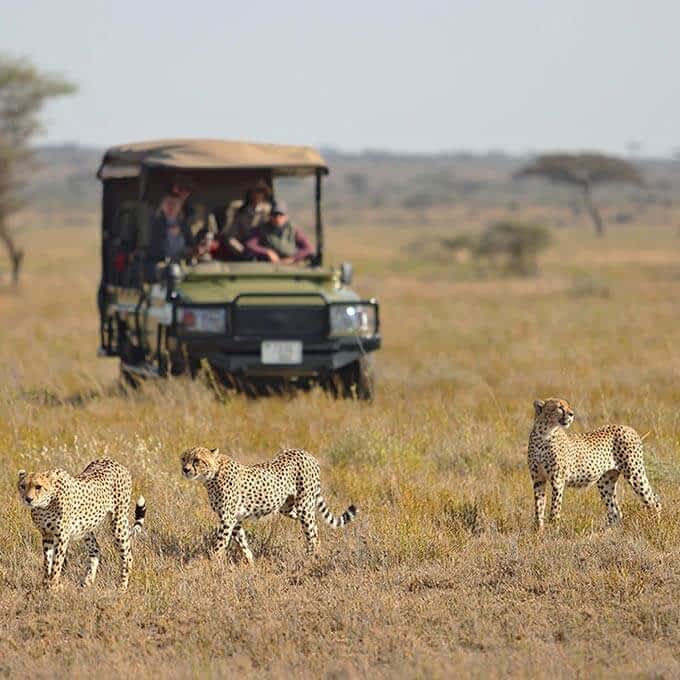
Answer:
[402, 192, 434, 211]
[0, 54, 76, 284]
[514, 153, 643, 236]
[344, 172, 368, 195]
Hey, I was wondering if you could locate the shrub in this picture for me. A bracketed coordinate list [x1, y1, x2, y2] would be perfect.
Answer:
[440, 233, 476, 252]
[476, 220, 552, 276]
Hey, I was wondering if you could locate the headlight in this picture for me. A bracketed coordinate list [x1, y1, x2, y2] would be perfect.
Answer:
[329, 304, 377, 337]
[177, 307, 227, 334]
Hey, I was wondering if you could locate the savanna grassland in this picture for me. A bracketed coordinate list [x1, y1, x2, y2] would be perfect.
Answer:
[2, 203, 680, 678]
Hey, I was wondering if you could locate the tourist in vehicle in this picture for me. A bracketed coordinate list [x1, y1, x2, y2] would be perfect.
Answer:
[170, 178, 191, 204]
[188, 202, 218, 239]
[147, 193, 193, 266]
[170, 176, 194, 220]
[245, 201, 313, 264]
[228, 182, 272, 238]
[227, 181, 272, 242]
[215, 183, 271, 260]
[193, 226, 219, 262]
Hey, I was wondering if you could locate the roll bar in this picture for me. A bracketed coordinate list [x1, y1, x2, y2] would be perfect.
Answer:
[315, 169, 324, 266]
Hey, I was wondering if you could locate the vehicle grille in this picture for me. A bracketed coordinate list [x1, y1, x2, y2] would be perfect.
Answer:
[233, 305, 327, 339]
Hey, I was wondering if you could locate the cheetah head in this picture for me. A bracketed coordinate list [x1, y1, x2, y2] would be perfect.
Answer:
[17, 470, 58, 508]
[533, 398, 575, 429]
[181, 446, 220, 481]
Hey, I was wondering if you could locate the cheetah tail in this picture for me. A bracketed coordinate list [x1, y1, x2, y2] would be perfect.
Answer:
[132, 495, 146, 535]
[316, 495, 357, 528]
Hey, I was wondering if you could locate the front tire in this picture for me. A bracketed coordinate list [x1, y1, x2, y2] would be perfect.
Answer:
[328, 356, 375, 401]
[119, 362, 142, 390]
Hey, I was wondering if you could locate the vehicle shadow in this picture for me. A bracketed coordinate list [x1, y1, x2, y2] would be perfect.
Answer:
[19, 382, 128, 408]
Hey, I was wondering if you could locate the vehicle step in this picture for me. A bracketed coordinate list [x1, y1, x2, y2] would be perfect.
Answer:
[120, 362, 160, 379]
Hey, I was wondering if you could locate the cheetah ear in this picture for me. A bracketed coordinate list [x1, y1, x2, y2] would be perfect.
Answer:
[17, 469, 26, 481]
[533, 399, 545, 416]
[210, 448, 220, 455]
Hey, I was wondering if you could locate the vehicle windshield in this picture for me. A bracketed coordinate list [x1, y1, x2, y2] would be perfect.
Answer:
[105, 172, 321, 286]
[159, 175, 317, 268]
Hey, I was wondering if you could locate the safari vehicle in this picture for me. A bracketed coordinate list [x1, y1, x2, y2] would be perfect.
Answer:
[96, 139, 381, 399]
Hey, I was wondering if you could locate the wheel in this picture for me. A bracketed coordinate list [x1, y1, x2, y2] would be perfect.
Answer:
[168, 351, 188, 376]
[329, 356, 375, 401]
[119, 362, 142, 390]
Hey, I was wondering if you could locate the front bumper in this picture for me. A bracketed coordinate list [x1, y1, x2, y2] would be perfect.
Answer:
[179, 336, 381, 376]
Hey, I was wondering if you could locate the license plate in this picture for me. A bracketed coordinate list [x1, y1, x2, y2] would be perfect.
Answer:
[261, 340, 303, 365]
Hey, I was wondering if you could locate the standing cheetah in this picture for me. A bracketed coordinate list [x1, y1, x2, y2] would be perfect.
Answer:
[17, 458, 146, 590]
[180, 446, 357, 562]
[528, 398, 660, 530]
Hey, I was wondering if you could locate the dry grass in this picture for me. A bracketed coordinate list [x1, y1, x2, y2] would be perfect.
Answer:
[2, 213, 680, 678]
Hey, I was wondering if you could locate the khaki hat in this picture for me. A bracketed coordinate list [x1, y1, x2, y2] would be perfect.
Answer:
[252, 180, 272, 197]
[271, 200, 288, 215]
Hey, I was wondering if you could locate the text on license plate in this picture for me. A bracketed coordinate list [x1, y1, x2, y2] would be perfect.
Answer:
[261, 340, 303, 365]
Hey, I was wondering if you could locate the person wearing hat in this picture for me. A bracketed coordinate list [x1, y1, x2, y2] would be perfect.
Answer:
[146, 192, 194, 273]
[167, 176, 196, 223]
[226, 182, 272, 240]
[245, 201, 313, 264]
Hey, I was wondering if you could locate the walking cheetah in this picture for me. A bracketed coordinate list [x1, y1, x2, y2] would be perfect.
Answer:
[17, 458, 146, 590]
[528, 398, 661, 530]
[180, 446, 357, 562]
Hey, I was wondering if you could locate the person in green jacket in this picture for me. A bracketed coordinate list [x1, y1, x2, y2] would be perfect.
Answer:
[245, 201, 313, 264]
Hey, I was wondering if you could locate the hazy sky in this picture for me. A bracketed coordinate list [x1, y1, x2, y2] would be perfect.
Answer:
[2, 0, 678, 155]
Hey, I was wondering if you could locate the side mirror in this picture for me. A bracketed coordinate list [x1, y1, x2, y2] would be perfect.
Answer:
[339, 262, 353, 286]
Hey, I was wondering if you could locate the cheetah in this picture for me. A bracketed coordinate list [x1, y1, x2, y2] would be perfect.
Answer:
[528, 398, 661, 530]
[180, 446, 357, 562]
[17, 458, 146, 590]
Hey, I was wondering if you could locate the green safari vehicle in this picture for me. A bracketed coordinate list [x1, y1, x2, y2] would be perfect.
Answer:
[96, 139, 381, 399]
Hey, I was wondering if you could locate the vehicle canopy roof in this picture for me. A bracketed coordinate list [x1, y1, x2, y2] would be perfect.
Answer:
[97, 138, 329, 180]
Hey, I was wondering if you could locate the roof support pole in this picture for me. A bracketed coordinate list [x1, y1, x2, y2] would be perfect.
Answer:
[138, 167, 148, 201]
[315, 169, 323, 266]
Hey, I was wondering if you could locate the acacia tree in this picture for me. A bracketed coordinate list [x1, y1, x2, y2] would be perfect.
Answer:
[514, 153, 643, 236]
[0, 54, 76, 284]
